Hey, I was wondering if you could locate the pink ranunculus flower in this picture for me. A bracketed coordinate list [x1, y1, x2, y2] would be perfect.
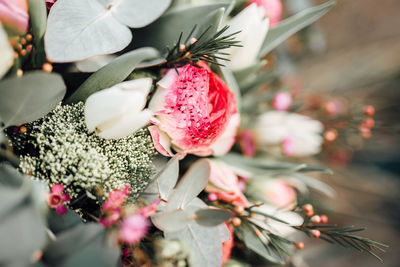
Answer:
[0, 0, 29, 34]
[263, 179, 297, 209]
[46, 184, 70, 215]
[205, 160, 248, 207]
[119, 213, 149, 244]
[272, 91, 293, 111]
[149, 64, 239, 157]
[249, 0, 283, 26]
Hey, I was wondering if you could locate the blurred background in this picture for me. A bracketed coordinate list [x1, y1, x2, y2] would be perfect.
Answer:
[280, 0, 400, 266]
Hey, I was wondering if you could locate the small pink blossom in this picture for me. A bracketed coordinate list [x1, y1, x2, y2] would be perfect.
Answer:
[46, 184, 70, 215]
[205, 160, 248, 207]
[149, 63, 239, 157]
[0, 0, 29, 34]
[119, 214, 149, 244]
[263, 179, 297, 209]
[100, 186, 130, 227]
[272, 91, 293, 111]
[249, 0, 282, 26]
[138, 200, 159, 218]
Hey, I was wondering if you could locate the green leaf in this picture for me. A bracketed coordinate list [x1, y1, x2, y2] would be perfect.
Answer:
[234, 60, 267, 88]
[195, 208, 232, 227]
[133, 2, 232, 51]
[0, 164, 47, 266]
[217, 65, 242, 111]
[0, 71, 66, 128]
[42, 223, 119, 267]
[29, 0, 48, 67]
[235, 222, 284, 264]
[259, 0, 335, 57]
[45, 0, 171, 62]
[240, 70, 276, 95]
[0, 23, 13, 79]
[65, 47, 159, 104]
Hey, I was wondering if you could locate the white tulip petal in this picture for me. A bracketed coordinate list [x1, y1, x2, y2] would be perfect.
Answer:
[118, 78, 153, 96]
[98, 109, 152, 139]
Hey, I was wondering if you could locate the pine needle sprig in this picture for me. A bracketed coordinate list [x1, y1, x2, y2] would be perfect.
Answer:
[162, 25, 242, 70]
[297, 224, 388, 261]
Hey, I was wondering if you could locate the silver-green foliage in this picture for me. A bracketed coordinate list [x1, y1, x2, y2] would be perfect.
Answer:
[14, 102, 156, 200]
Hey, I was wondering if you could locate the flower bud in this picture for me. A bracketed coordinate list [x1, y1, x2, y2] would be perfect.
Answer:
[295, 241, 305, 250]
[302, 204, 314, 217]
[320, 214, 328, 224]
[311, 215, 321, 224]
[363, 105, 375, 116]
[324, 129, 338, 142]
[311, 229, 321, 238]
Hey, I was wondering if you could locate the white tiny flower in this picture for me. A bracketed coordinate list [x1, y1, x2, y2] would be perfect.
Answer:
[85, 78, 153, 139]
[255, 111, 324, 157]
[224, 4, 269, 71]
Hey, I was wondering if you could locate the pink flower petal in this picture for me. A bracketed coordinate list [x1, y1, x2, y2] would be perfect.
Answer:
[55, 205, 68, 215]
[51, 184, 64, 194]
[0, 0, 29, 34]
[149, 125, 173, 157]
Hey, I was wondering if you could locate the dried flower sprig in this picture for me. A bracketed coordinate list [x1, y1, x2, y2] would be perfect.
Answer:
[163, 25, 242, 70]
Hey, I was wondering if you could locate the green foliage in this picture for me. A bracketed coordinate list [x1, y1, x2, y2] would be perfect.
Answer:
[0, 71, 66, 128]
[66, 47, 159, 104]
[28, 0, 47, 67]
[259, 0, 335, 57]
[12, 103, 156, 201]
[44, 0, 171, 62]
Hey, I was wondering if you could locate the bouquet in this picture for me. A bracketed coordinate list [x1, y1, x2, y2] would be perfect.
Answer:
[0, 0, 386, 266]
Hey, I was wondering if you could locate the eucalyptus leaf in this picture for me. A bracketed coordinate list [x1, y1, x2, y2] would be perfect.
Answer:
[166, 159, 210, 211]
[133, 2, 231, 51]
[195, 208, 232, 227]
[0, 71, 66, 128]
[0, 164, 47, 266]
[240, 70, 276, 95]
[66, 47, 159, 104]
[259, 0, 335, 57]
[45, 0, 171, 62]
[152, 209, 191, 232]
[42, 223, 119, 267]
[0, 23, 13, 79]
[234, 60, 267, 88]
[165, 198, 224, 267]
[143, 155, 180, 203]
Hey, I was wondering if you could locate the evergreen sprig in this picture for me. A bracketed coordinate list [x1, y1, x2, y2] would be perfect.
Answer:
[163, 25, 242, 70]
[298, 224, 388, 261]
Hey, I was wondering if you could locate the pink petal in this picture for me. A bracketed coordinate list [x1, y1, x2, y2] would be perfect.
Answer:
[149, 125, 173, 157]
[0, 0, 29, 34]
[51, 184, 64, 194]
[61, 193, 70, 202]
[55, 205, 68, 215]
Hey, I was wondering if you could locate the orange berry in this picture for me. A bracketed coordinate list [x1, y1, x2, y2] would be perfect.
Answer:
[311, 229, 321, 238]
[302, 204, 314, 217]
[19, 126, 27, 134]
[234, 206, 245, 215]
[363, 105, 375, 116]
[20, 49, 27, 57]
[17, 69, 23, 77]
[42, 63, 53, 73]
[26, 33, 33, 42]
[320, 215, 328, 224]
[311, 215, 321, 224]
[295, 241, 305, 250]
[26, 44, 33, 52]
[232, 217, 242, 227]
[20, 38, 27, 45]
[324, 129, 338, 142]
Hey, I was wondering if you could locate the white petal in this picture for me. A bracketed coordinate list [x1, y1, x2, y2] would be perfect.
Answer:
[98, 109, 152, 139]
[75, 54, 116, 72]
[149, 126, 174, 157]
[117, 78, 153, 96]
[0, 24, 13, 79]
[211, 113, 240, 156]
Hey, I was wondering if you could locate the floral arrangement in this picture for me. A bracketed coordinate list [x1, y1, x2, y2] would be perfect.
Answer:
[0, 0, 387, 266]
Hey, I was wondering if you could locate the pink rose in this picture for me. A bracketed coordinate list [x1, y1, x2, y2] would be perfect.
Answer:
[249, 0, 282, 26]
[205, 160, 248, 207]
[263, 179, 296, 209]
[149, 64, 239, 157]
[0, 0, 29, 34]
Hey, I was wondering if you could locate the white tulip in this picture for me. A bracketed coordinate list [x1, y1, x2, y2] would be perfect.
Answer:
[85, 78, 153, 139]
[0, 23, 13, 79]
[224, 3, 269, 71]
[255, 111, 324, 157]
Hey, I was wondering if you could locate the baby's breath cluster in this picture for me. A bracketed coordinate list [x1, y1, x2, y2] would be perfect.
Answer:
[12, 103, 156, 201]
